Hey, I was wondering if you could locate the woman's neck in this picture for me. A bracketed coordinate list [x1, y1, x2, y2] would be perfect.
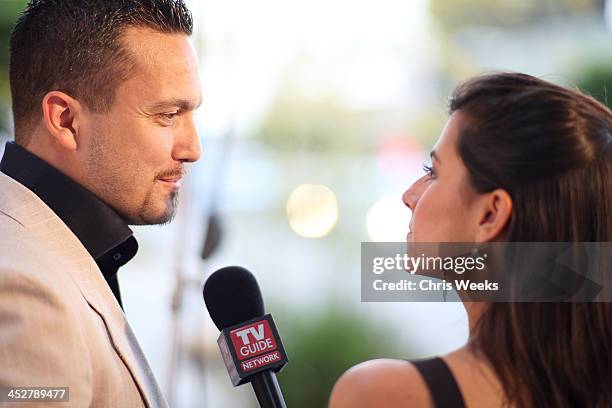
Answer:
[464, 301, 488, 340]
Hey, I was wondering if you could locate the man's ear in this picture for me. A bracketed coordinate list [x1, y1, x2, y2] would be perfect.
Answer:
[41, 91, 84, 151]
[474, 188, 513, 242]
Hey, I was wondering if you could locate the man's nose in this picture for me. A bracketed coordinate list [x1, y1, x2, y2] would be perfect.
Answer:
[173, 116, 201, 163]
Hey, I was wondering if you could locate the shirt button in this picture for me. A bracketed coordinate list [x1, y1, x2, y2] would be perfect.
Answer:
[113, 253, 122, 261]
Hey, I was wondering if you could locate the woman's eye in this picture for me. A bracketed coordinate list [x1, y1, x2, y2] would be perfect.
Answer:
[422, 164, 436, 179]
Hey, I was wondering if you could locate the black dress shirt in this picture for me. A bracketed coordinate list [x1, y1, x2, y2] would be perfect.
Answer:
[0, 141, 138, 309]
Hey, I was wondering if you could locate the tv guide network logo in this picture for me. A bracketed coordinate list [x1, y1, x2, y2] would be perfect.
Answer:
[217, 314, 288, 385]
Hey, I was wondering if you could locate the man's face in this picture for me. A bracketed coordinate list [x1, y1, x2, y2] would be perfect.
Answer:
[78, 26, 202, 225]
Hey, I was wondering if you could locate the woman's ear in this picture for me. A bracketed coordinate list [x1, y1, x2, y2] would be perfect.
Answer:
[474, 188, 512, 242]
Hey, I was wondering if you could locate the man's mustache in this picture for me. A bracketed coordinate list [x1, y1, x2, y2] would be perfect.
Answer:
[156, 167, 186, 180]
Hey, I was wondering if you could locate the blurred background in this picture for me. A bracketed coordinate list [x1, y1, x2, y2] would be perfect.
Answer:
[2, 0, 612, 406]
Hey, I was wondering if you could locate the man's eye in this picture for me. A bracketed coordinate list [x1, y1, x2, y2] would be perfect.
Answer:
[161, 112, 179, 120]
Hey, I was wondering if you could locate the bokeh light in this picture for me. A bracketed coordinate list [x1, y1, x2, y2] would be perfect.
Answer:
[286, 184, 339, 238]
[366, 195, 411, 242]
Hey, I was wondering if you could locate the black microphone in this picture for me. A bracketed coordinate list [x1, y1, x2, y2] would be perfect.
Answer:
[203, 266, 288, 408]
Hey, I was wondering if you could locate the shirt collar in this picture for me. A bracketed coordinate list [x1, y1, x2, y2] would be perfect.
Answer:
[0, 141, 138, 262]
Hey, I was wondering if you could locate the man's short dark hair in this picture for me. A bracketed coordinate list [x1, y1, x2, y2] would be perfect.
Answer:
[9, 0, 193, 145]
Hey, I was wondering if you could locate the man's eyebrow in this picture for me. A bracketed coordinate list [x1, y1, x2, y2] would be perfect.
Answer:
[146, 98, 203, 112]
[430, 150, 441, 163]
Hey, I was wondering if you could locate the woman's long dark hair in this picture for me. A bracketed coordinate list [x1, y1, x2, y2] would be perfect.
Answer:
[449, 73, 612, 407]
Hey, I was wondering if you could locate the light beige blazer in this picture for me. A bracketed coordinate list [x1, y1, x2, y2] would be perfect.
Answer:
[0, 172, 168, 407]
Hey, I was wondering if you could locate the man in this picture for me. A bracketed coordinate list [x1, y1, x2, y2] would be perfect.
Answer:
[0, 1, 202, 406]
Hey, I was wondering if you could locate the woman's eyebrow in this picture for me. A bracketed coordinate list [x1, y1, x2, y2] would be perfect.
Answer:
[430, 150, 441, 163]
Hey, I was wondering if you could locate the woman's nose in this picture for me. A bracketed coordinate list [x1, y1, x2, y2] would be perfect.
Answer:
[402, 177, 425, 210]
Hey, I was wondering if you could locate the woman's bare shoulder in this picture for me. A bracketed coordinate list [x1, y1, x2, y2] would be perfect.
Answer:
[328, 358, 432, 408]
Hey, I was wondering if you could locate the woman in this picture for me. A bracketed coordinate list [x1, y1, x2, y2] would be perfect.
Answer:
[330, 73, 612, 407]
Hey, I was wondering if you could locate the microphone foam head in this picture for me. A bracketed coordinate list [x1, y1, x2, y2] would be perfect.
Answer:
[203, 266, 265, 330]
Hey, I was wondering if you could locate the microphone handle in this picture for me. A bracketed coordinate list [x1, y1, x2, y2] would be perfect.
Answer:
[250, 370, 287, 408]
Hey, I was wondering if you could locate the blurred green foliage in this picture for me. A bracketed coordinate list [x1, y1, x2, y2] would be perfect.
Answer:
[430, 0, 602, 30]
[0, 0, 27, 132]
[276, 307, 415, 408]
[576, 61, 612, 109]
[258, 93, 373, 155]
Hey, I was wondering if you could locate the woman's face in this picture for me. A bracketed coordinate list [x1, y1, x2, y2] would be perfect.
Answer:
[403, 112, 483, 243]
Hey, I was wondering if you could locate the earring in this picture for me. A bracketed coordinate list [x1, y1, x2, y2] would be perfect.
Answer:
[470, 246, 481, 259]
[442, 267, 448, 301]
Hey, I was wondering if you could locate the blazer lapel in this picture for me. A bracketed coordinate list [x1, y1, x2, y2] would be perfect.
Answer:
[0, 172, 167, 408]
[81, 258, 167, 408]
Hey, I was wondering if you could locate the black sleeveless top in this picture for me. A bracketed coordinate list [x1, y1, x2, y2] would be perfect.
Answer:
[412, 357, 467, 408]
